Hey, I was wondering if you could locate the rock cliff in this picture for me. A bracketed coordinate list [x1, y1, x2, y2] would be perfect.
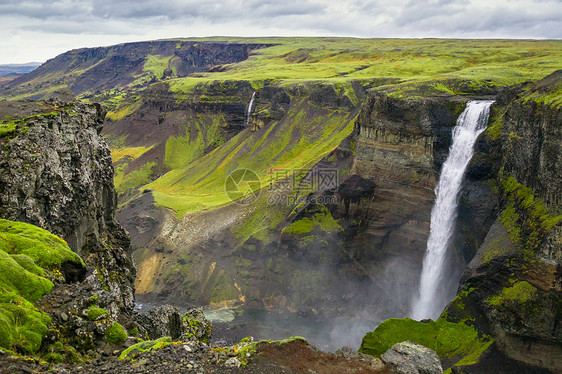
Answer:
[444, 70, 562, 372]
[0, 98, 138, 356]
[359, 71, 561, 374]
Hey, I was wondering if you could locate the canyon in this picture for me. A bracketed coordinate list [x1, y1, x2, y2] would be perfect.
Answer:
[0, 38, 560, 373]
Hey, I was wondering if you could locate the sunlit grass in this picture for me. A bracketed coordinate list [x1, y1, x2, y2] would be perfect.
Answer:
[147, 99, 356, 217]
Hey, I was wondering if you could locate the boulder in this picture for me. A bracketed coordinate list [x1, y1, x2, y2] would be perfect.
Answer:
[135, 305, 183, 340]
[181, 308, 212, 344]
[381, 341, 442, 374]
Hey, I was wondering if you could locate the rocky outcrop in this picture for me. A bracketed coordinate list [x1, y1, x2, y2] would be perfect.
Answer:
[355, 91, 466, 183]
[134, 306, 212, 343]
[381, 341, 443, 374]
[0, 98, 137, 354]
[135, 305, 183, 340]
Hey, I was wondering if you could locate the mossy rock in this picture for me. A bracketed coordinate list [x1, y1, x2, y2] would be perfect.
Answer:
[0, 219, 85, 270]
[359, 318, 493, 368]
[182, 309, 212, 345]
[282, 209, 341, 236]
[44, 352, 64, 364]
[0, 219, 86, 353]
[119, 337, 171, 360]
[486, 281, 537, 306]
[0, 291, 51, 353]
[105, 322, 128, 344]
[86, 306, 108, 321]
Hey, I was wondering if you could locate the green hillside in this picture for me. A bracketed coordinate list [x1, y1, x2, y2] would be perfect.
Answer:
[2, 38, 561, 218]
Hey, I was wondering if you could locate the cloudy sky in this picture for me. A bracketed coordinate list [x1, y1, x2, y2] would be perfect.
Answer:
[1, 0, 561, 64]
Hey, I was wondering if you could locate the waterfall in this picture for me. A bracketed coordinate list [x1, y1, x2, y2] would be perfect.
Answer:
[412, 100, 494, 320]
[245, 92, 256, 126]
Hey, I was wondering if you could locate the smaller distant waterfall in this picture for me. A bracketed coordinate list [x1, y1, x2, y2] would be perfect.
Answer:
[245, 92, 256, 126]
[412, 100, 494, 320]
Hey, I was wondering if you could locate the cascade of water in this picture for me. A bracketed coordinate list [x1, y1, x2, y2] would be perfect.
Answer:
[412, 100, 494, 320]
[245, 92, 256, 126]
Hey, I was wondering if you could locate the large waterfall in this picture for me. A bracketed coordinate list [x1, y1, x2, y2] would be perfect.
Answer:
[245, 92, 256, 126]
[412, 100, 494, 320]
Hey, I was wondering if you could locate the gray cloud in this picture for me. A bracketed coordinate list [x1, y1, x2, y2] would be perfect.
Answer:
[0, 0, 560, 63]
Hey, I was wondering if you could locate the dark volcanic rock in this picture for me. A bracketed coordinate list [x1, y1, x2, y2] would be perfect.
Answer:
[135, 305, 183, 340]
[0, 99, 136, 353]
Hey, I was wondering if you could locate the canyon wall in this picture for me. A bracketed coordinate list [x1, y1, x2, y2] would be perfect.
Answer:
[444, 71, 562, 372]
[0, 99, 137, 352]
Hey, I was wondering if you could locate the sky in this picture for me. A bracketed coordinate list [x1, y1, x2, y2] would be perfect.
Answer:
[0, 0, 561, 64]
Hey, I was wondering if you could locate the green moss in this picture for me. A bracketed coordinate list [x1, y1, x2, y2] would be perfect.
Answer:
[0, 121, 18, 137]
[119, 337, 172, 360]
[44, 343, 83, 364]
[0, 220, 85, 352]
[282, 209, 341, 235]
[499, 175, 562, 253]
[104, 322, 128, 344]
[0, 250, 53, 302]
[359, 318, 493, 368]
[183, 314, 211, 345]
[0, 220, 87, 353]
[44, 352, 64, 364]
[86, 306, 108, 321]
[486, 281, 537, 306]
[9, 254, 45, 277]
[0, 219, 84, 269]
[0, 291, 51, 353]
[485, 109, 505, 142]
[114, 161, 157, 194]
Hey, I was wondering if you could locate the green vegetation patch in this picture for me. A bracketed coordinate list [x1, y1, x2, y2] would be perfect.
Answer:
[0, 121, 18, 137]
[105, 322, 128, 344]
[164, 114, 226, 170]
[359, 318, 493, 368]
[86, 306, 108, 321]
[0, 250, 53, 302]
[148, 94, 355, 217]
[119, 337, 171, 360]
[0, 219, 85, 353]
[0, 219, 84, 269]
[143, 55, 173, 78]
[0, 292, 51, 353]
[499, 175, 562, 253]
[282, 209, 341, 235]
[114, 161, 156, 195]
[522, 77, 562, 108]
[111, 145, 154, 163]
[486, 281, 537, 306]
